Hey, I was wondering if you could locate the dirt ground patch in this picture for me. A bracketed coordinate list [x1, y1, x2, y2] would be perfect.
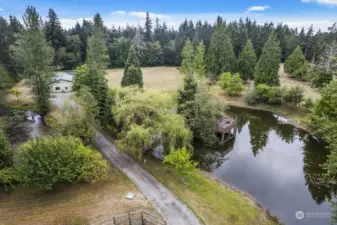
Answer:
[105, 67, 183, 92]
[278, 64, 320, 100]
[0, 167, 158, 225]
[5, 80, 35, 108]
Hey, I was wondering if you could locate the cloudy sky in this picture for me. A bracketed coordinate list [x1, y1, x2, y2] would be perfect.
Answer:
[0, 0, 337, 31]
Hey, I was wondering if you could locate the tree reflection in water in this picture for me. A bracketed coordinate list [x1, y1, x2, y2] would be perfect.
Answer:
[194, 106, 337, 208]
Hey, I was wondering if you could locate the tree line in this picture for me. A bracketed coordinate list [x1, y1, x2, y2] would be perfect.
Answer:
[1, 7, 337, 78]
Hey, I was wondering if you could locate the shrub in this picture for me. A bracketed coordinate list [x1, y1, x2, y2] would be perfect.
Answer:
[266, 86, 282, 104]
[0, 125, 13, 169]
[292, 62, 311, 80]
[253, 84, 282, 105]
[72, 64, 89, 91]
[0, 168, 18, 191]
[57, 102, 95, 145]
[10, 87, 21, 101]
[245, 90, 259, 105]
[0, 65, 12, 90]
[282, 86, 304, 106]
[163, 147, 198, 174]
[218, 72, 232, 90]
[16, 136, 108, 191]
[310, 67, 333, 88]
[302, 97, 314, 112]
[227, 73, 244, 96]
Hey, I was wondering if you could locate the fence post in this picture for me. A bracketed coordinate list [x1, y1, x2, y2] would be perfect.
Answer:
[141, 209, 144, 225]
[129, 212, 131, 225]
[113, 216, 116, 225]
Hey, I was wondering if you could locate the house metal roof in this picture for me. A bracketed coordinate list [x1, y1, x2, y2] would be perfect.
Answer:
[54, 73, 73, 82]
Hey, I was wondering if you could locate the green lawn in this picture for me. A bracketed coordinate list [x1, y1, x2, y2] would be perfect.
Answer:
[142, 157, 279, 225]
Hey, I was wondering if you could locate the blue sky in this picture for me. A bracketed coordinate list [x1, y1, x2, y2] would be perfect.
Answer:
[0, 0, 337, 30]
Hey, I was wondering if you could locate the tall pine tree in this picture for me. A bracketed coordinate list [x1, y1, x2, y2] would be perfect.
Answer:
[86, 26, 111, 124]
[45, 8, 66, 67]
[207, 22, 236, 77]
[11, 6, 54, 115]
[254, 32, 281, 86]
[238, 39, 257, 82]
[121, 45, 143, 87]
[180, 39, 194, 76]
[284, 45, 306, 74]
[144, 12, 152, 42]
[194, 41, 206, 77]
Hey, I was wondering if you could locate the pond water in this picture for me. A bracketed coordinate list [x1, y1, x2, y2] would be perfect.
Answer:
[194, 107, 336, 225]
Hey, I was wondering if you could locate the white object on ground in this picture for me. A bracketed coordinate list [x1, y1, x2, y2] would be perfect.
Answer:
[125, 192, 135, 200]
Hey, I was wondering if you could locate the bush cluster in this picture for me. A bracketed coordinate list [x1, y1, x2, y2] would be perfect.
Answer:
[245, 84, 306, 107]
[219, 72, 244, 96]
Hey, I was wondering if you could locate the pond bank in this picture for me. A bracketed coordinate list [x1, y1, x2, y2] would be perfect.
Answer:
[225, 100, 313, 134]
[201, 171, 281, 224]
[142, 157, 278, 225]
[195, 107, 332, 225]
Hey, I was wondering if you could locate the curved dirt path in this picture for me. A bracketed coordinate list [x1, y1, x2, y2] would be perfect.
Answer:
[52, 93, 201, 225]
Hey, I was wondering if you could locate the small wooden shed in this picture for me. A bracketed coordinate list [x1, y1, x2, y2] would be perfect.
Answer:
[217, 117, 237, 145]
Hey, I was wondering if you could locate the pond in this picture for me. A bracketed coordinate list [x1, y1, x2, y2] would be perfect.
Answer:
[194, 107, 336, 225]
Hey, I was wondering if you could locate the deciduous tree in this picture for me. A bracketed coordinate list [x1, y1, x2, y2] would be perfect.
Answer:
[16, 136, 108, 191]
[11, 6, 54, 115]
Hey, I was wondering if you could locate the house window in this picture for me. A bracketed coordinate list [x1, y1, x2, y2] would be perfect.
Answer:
[65, 86, 68, 90]
[55, 87, 60, 90]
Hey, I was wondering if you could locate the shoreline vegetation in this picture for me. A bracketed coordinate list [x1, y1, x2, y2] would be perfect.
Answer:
[141, 157, 280, 225]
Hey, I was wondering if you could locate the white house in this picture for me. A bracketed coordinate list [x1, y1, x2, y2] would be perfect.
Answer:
[52, 73, 73, 93]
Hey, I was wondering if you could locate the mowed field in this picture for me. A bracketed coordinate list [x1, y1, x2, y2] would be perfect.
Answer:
[0, 167, 157, 225]
[105, 67, 183, 91]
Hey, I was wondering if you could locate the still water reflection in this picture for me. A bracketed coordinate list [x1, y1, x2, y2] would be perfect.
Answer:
[194, 107, 336, 225]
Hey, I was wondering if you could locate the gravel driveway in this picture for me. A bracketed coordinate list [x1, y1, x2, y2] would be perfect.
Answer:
[52, 93, 201, 225]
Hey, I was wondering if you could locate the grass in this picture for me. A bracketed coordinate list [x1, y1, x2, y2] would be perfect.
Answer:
[0, 166, 158, 225]
[142, 157, 278, 225]
[105, 66, 183, 92]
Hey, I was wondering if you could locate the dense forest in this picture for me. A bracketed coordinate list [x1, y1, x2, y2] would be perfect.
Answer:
[1, 8, 337, 77]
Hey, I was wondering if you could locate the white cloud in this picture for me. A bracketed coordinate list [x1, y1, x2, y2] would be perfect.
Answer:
[301, 0, 337, 6]
[128, 11, 169, 19]
[60, 18, 92, 29]
[246, 5, 270, 13]
[0, 8, 4, 11]
[111, 10, 126, 15]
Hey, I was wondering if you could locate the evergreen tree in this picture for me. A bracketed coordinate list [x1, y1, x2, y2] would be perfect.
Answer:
[207, 22, 236, 77]
[45, 8, 66, 67]
[121, 45, 143, 87]
[86, 29, 111, 124]
[144, 12, 152, 42]
[254, 32, 281, 86]
[284, 45, 306, 74]
[237, 39, 257, 82]
[194, 41, 206, 77]
[93, 13, 104, 30]
[143, 41, 163, 66]
[11, 6, 54, 115]
[180, 39, 195, 76]
[177, 74, 198, 120]
[0, 125, 13, 169]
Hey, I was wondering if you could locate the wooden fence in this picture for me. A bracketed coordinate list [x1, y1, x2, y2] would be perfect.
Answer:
[92, 210, 167, 225]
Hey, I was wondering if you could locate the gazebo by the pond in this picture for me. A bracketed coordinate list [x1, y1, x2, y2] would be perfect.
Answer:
[217, 117, 237, 145]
